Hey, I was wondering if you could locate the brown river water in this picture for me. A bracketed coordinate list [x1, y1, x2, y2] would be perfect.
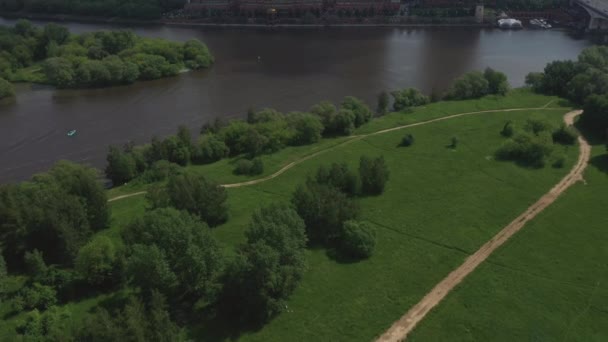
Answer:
[0, 17, 592, 182]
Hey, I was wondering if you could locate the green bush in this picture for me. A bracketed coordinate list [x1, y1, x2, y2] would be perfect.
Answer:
[445, 71, 489, 100]
[391, 88, 430, 111]
[341, 96, 372, 127]
[234, 158, 264, 176]
[484, 67, 510, 96]
[340, 220, 376, 259]
[495, 132, 554, 167]
[140, 160, 181, 183]
[286, 112, 324, 145]
[193, 134, 229, 164]
[552, 125, 578, 145]
[75, 237, 121, 287]
[105, 145, 137, 185]
[292, 182, 360, 244]
[19, 283, 57, 311]
[315, 163, 359, 196]
[400, 133, 415, 147]
[501, 121, 514, 137]
[552, 154, 566, 168]
[525, 118, 552, 135]
[0, 77, 14, 99]
[359, 156, 390, 195]
[151, 172, 228, 227]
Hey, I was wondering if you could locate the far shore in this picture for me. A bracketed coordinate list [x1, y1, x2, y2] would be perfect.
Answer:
[0, 11, 497, 29]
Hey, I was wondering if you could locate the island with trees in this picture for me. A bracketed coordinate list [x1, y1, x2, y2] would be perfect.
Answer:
[0, 20, 213, 92]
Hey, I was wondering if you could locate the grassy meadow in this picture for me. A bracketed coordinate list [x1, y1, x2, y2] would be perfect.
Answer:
[1, 90, 588, 341]
[408, 144, 608, 341]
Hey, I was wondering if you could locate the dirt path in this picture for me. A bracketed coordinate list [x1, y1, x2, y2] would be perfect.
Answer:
[107, 105, 565, 202]
[375, 110, 588, 342]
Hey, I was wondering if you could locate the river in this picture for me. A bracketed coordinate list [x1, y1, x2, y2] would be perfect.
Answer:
[0, 17, 593, 182]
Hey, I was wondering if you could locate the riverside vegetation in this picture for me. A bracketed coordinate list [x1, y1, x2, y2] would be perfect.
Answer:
[0, 20, 213, 93]
[1, 46, 607, 341]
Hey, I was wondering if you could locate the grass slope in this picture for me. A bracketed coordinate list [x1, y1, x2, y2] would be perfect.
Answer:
[408, 145, 608, 342]
[0, 90, 580, 341]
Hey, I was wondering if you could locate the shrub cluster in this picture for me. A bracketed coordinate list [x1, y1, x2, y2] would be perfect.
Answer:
[445, 68, 510, 100]
[0, 77, 14, 99]
[495, 119, 559, 168]
[234, 158, 264, 176]
[391, 88, 430, 112]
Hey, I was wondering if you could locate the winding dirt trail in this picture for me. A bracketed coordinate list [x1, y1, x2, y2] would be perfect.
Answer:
[375, 110, 589, 342]
[107, 105, 564, 202]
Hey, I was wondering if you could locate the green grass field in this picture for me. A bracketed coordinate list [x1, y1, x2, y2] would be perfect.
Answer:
[408, 146, 608, 341]
[2, 90, 593, 341]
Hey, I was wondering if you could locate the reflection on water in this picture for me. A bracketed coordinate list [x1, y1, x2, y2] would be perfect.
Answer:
[0, 17, 592, 182]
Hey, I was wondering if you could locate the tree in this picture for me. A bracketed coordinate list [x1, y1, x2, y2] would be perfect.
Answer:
[123, 208, 224, 302]
[192, 134, 229, 164]
[126, 244, 177, 297]
[566, 68, 608, 104]
[78, 293, 183, 342]
[340, 220, 376, 259]
[341, 96, 372, 127]
[377, 91, 389, 116]
[359, 156, 390, 195]
[286, 112, 324, 145]
[46, 161, 109, 231]
[495, 131, 554, 167]
[222, 205, 307, 324]
[0, 77, 14, 99]
[162, 136, 190, 166]
[445, 71, 490, 100]
[105, 145, 137, 185]
[24, 249, 48, 279]
[552, 125, 578, 145]
[501, 121, 514, 138]
[43, 57, 75, 88]
[150, 172, 229, 227]
[400, 133, 415, 147]
[541, 60, 578, 98]
[525, 72, 545, 92]
[582, 94, 608, 132]
[315, 162, 358, 196]
[391, 88, 430, 111]
[292, 181, 359, 244]
[43, 23, 69, 45]
[75, 237, 121, 287]
[219, 120, 250, 155]
[484, 67, 510, 95]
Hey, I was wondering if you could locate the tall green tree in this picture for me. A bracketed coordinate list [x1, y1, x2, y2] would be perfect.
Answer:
[149, 172, 229, 227]
[222, 205, 307, 324]
[123, 208, 224, 302]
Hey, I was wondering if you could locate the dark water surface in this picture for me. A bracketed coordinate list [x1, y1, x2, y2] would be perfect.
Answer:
[0, 18, 592, 182]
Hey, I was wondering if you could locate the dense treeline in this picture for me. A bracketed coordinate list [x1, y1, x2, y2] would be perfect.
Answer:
[105, 97, 373, 185]
[526, 46, 608, 134]
[0, 0, 184, 19]
[0, 20, 213, 88]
